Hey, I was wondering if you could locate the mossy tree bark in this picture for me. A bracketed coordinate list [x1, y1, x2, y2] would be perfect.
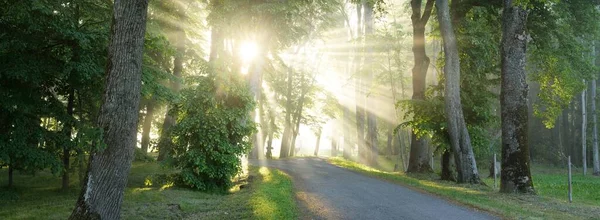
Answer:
[499, 0, 535, 194]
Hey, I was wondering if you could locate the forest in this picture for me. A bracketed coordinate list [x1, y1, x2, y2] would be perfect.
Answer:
[1, 0, 600, 219]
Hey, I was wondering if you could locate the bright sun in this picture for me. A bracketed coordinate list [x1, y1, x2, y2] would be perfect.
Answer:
[239, 41, 259, 63]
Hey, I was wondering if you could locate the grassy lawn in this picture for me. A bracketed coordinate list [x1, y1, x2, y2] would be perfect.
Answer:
[0, 161, 297, 219]
[329, 157, 600, 220]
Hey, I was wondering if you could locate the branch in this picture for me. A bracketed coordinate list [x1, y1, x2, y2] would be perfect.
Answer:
[420, 0, 435, 25]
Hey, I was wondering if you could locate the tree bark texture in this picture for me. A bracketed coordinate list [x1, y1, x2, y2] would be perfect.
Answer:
[436, 0, 481, 184]
[499, 0, 534, 194]
[407, 0, 434, 173]
[140, 99, 155, 154]
[70, 0, 149, 218]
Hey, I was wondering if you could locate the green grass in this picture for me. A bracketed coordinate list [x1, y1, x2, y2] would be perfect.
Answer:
[0, 162, 297, 219]
[329, 157, 600, 220]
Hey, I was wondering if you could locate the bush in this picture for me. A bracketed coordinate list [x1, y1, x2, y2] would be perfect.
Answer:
[168, 73, 255, 191]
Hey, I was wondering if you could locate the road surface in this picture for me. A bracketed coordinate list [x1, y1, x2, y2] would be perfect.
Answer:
[249, 158, 497, 220]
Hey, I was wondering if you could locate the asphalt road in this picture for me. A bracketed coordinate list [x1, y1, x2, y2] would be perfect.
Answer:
[249, 158, 497, 220]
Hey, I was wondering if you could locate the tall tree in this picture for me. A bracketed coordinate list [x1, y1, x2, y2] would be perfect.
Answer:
[407, 0, 434, 173]
[435, 0, 481, 184]
[140, 98, 155, 154]
[499, 0, 534, 194]
[70, 0, 150, 218]
[363, 0, 379, 167]
[594, 47, 600, 176]
[582, 80, 587, 175]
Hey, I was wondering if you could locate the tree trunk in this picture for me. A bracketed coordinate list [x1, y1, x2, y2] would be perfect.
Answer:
[62, 88, 75, 191]
[279, 68, 293, 158]
[140, 99, 155, 154]
[8, 160, 13, 188]
[157, 34, 183, 161]
[363, 0, 378, 167]
[343, 107, 352, 159]
[314, 129, 322, 156]
[499, 0, 534, 194]
[70, 0, 149, 218]
[407, 0, 434, 173]
[436, 0, 481, 184]
[582, 80, 587, 175]
[440, 150, 456, 181]
[387, 127, 393, 156]
[593, 46, 600, 176]
[354, 2, 366, 164]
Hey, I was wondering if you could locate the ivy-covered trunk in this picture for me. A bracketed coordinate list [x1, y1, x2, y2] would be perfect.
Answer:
[407, 0, 434, 173]
[499, 0, 534, 194]
[69, 0, 149, 218]
[436, 0, 481, 184]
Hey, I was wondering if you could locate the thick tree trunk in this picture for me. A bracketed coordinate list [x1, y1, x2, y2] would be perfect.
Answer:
[499, 0, 534, 194]
[407, 0, 434, 173]
[62, 88, 75, 190]
[70, 0, 149, 218]
[436, 0, 481, 184]
[140, 99, 155, 154]
[314, 129, 322, 156]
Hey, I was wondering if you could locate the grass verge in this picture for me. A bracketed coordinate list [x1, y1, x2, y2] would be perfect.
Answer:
[0, 162, 297, 220]
[328, 157, 600, 220]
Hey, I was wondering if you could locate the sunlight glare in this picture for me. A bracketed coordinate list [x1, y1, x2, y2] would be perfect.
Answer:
[239, 41, 259, 63]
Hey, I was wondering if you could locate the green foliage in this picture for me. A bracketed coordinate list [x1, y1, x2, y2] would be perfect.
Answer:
[400, 6, 500, 161]
[528, 0, 600, 128]
[168, 70, 256, 191]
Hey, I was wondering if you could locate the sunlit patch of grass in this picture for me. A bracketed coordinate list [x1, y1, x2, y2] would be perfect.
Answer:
[0, 162, 298, 220]
[250, 167, 297, 220]
[328, 157, 600, 220]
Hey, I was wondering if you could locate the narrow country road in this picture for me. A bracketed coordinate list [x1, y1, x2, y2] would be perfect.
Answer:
[249, 158, 497, 220]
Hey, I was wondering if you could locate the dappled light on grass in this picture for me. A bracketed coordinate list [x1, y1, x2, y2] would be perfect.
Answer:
[250, 166, 297, 220]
